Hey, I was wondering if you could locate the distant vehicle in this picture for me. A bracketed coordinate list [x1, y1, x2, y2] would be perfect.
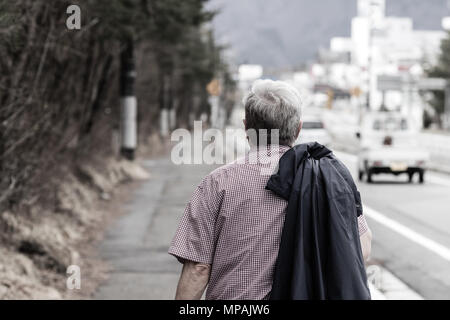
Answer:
[357, 112, 429, 183]
[295, 116, 332, 146]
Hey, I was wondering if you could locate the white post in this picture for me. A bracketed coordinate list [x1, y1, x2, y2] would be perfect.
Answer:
[120, 41, 137, 160]
[169, 108, 177, 130]
[445, 83, 450, 130]
[120, 96, 137, 152]
[160, 108, 169, 137]
[209, 96, 219, 128]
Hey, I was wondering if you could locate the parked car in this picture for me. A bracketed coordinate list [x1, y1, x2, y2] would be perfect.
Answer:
[357, 112, 429, 183]
[295, 116, 332, 146]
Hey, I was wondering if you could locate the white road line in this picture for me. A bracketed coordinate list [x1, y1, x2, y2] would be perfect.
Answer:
[364, 205, 450, 262]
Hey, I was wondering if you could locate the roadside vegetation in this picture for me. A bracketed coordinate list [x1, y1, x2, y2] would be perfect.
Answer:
[425, 31, 450, 128]
[0, 0, 234, 298]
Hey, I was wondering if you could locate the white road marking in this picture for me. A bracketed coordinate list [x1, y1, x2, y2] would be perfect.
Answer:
[367, 265, 423, 300]
[368, 283, 386, 300]
[364, 205, 450, 262]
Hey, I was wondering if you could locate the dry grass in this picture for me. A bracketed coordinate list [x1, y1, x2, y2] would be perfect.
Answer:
[0, 153, 151, 300]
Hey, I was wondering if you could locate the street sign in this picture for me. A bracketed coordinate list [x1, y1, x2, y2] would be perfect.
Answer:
[377, 75, 402, 91]
[377, 76, 447, 91]
[350, 87, 362, 97]
[207, 79, 221, 96]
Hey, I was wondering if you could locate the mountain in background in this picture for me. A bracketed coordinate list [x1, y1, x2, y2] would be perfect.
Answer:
[207, 0, 449, 68]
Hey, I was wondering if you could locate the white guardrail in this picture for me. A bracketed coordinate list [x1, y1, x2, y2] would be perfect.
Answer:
[418, 132, 450, 173]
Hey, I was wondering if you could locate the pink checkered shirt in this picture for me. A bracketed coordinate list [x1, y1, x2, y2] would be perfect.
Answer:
[169, 145, 369, 300]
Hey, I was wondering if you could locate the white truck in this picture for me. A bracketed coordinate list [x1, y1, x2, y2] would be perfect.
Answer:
[357, 113, 429, 184]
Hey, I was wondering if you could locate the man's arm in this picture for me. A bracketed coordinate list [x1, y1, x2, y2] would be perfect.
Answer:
[175, 261, 211, 300]
[358, 214, 372, 261]
[360, 228, 372, 261]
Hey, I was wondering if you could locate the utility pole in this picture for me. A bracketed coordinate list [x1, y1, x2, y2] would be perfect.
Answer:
[120, 39, 137, 160]
[366, 0, 384, 111]
[159, 74, 170, 137]
[206, 79, 221, 128]
[366, 8, 375, 111]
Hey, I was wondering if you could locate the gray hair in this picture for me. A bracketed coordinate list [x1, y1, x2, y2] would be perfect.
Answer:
[244, 79, 303, 146]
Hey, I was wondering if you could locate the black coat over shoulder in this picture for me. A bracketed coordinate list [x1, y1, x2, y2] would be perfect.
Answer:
[266, 142, 370, 300]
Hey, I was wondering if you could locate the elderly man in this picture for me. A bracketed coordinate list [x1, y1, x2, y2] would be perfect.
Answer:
[168, 79, 372, 300]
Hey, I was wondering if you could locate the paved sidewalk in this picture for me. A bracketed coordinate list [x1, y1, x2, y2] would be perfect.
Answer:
[94, 157, 217, 299]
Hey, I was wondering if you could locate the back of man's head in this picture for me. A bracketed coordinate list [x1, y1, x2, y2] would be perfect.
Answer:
[244, 79, 303, 146]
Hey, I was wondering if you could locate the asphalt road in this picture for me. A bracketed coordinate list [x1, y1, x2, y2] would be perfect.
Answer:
[336, 151, 450, 299]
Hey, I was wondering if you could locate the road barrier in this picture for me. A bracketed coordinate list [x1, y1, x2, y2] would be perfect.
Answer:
[418, 132, 450, 173]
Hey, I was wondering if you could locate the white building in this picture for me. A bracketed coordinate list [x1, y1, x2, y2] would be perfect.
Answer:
[324, 0, 446, 128]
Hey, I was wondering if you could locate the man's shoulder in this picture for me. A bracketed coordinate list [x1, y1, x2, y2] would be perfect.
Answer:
[206, 157, 247, 180]
[193, 160, 247, 196]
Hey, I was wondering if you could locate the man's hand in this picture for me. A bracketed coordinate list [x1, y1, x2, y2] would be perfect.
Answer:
[175, 260, 211, 300]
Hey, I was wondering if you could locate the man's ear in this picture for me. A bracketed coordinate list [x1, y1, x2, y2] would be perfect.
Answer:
[295, 121, 302, 140]
[243, 119, 247, 130]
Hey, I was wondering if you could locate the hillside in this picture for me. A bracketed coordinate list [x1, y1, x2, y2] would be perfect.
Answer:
[208, 0, 449, 68]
